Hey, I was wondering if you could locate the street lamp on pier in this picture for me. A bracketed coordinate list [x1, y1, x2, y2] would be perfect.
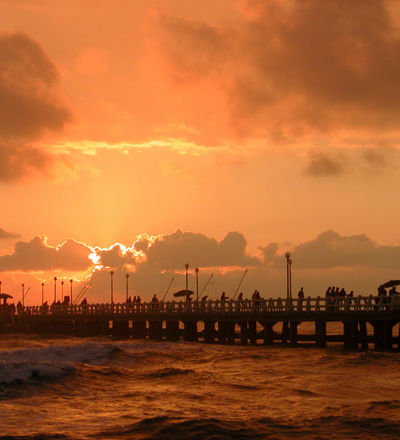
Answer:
[54, 277, 57, 303]
[110, 271, 114, 304]
[41, 282, 44, 305]
[285, 253, 292, 300]
[195, 268, 199, 301]
[61, 280, 64, 302]
[125, 273, 129, 302]
[70, 279, 73, 305]
[185, 263, 189, 292]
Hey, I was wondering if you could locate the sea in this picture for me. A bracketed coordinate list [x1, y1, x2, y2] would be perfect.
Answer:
[1, 331, 400, 440]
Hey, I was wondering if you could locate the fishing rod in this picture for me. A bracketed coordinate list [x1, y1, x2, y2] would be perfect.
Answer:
[73, 286, 89, 305]
[199, 273, 213, 300]
[162, 277, 174, 302]
[232, 269, 248, 300]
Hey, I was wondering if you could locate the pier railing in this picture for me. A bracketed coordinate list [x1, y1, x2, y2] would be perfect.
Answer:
[7, 294, 400, 317]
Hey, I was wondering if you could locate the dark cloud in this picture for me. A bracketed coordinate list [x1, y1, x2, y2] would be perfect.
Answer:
[0, 236, 92, 272]
[361, 148, 390, 169]
[0, 31, 71, 182]
[0, 227, 19, 240]
[158, 0, 400, 138]
[304, 152, 346, 176]
[144, 229, 260, 269]
[95, 244, 136, 269]
[263, 230, 400, 269]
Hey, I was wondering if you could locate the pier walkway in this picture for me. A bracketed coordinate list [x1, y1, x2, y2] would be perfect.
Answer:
[1, 295, 400, 350]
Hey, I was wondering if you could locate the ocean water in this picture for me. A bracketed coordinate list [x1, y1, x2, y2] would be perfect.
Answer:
[0, 333, 400, 439]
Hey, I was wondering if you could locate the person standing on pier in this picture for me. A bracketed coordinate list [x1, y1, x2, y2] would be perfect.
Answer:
[297, 287, 304, 311]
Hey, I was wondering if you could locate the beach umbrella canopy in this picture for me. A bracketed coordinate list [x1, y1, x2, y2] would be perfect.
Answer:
[379, 280, 400, 289]
[173, 290, 194, 298]
[0, 293, 13, 299]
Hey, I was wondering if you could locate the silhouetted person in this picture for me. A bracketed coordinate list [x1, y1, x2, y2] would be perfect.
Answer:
[297, 287, 304, 311]
[389, 286, 398, 296]
[237, 292, 243, 301]
[137, 296, 141, 304]
[325, 287, 331, 297]
[221, 291, 228, 301]
[348, 291, 354, 297]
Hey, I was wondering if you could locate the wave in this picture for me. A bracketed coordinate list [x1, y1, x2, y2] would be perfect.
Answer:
[145, 367, 194, 378]
[0, 342, 124, 385]
[93, 415, 400, 439]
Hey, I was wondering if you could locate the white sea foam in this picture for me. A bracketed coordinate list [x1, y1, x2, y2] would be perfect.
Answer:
[0, 342, 120, 384]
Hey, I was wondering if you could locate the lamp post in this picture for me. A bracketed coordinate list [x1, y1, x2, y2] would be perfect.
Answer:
[54, 277, 57, 303]
[110, 271, 114, 304]
[70, 279, 73, 305]
[0, 280, 2, 295]
[125, 273, 129, 302]
[22, 283, 25, 307]
[185, 263, 189, 292]
[285, 252, 292, 300]
[195, 268, 199, 301]
[41, 282, 44, 305]
[61, 280, 64, 302]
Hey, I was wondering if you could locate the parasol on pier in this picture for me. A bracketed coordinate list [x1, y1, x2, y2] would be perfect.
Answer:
[379, 280, 400, 289]
[0, 293, 13, 304]
[173, 289, 194, 298]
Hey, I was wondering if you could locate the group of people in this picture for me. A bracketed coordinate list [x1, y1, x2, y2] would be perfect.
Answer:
[325, 286, 354, 298]
[126, 296, 142, 304]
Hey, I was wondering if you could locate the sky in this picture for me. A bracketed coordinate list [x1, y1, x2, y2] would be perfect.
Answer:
[1, 0, 400, 304]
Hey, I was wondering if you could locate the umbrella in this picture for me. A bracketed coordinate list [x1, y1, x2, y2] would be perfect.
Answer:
[379, 280, 400, 289]
[0, 293, 13, 304]
[173, 289, 194, 298]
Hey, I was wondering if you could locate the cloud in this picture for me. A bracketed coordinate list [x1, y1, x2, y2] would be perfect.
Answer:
[262, 230, 400, 269]
[0, 236, 93, 272]
[94, 243, 137, 269]
[0, 31, 71, 182]
[157, 0, 400, 141]
[304, 152, 346, 176]
[0, 227, 19, 240]
[143, 229, 260, 270]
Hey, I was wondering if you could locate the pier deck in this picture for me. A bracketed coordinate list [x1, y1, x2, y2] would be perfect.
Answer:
[1, 295, 400, 350]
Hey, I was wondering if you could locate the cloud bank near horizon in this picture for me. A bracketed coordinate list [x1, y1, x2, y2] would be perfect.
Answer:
[0, 228, 399, 302]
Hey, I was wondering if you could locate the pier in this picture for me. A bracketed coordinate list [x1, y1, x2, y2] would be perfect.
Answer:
[1, 295, 400, 351]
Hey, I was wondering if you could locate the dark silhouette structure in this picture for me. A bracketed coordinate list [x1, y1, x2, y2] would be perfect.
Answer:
[1, 295, 400, 351]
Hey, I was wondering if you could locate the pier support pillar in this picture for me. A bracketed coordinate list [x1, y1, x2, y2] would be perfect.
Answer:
[262, 322, 275, 345]
[166, 320, 179, 341]
[371, 321, 385, 351]
[239, 321, 247, 345]
[149, 320, 163, 340]
[289, 321, 299, 347]
[204, 320, 215, 343]
[112, 320, 130, 339]
[183, 321, 198, 341]
[359, 320, 368, 350]
[248, 320, 257, 345]
[132, 320, 147, 339]
[315, 320, 326, 348]
[282, 322, 289, 345]
[343, 320, 358, 350]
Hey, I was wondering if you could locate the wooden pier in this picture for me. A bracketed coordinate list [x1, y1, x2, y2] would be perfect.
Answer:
[1, 295, 400, 351]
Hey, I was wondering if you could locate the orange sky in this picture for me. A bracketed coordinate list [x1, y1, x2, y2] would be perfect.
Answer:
[1, 0, 400, 304]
